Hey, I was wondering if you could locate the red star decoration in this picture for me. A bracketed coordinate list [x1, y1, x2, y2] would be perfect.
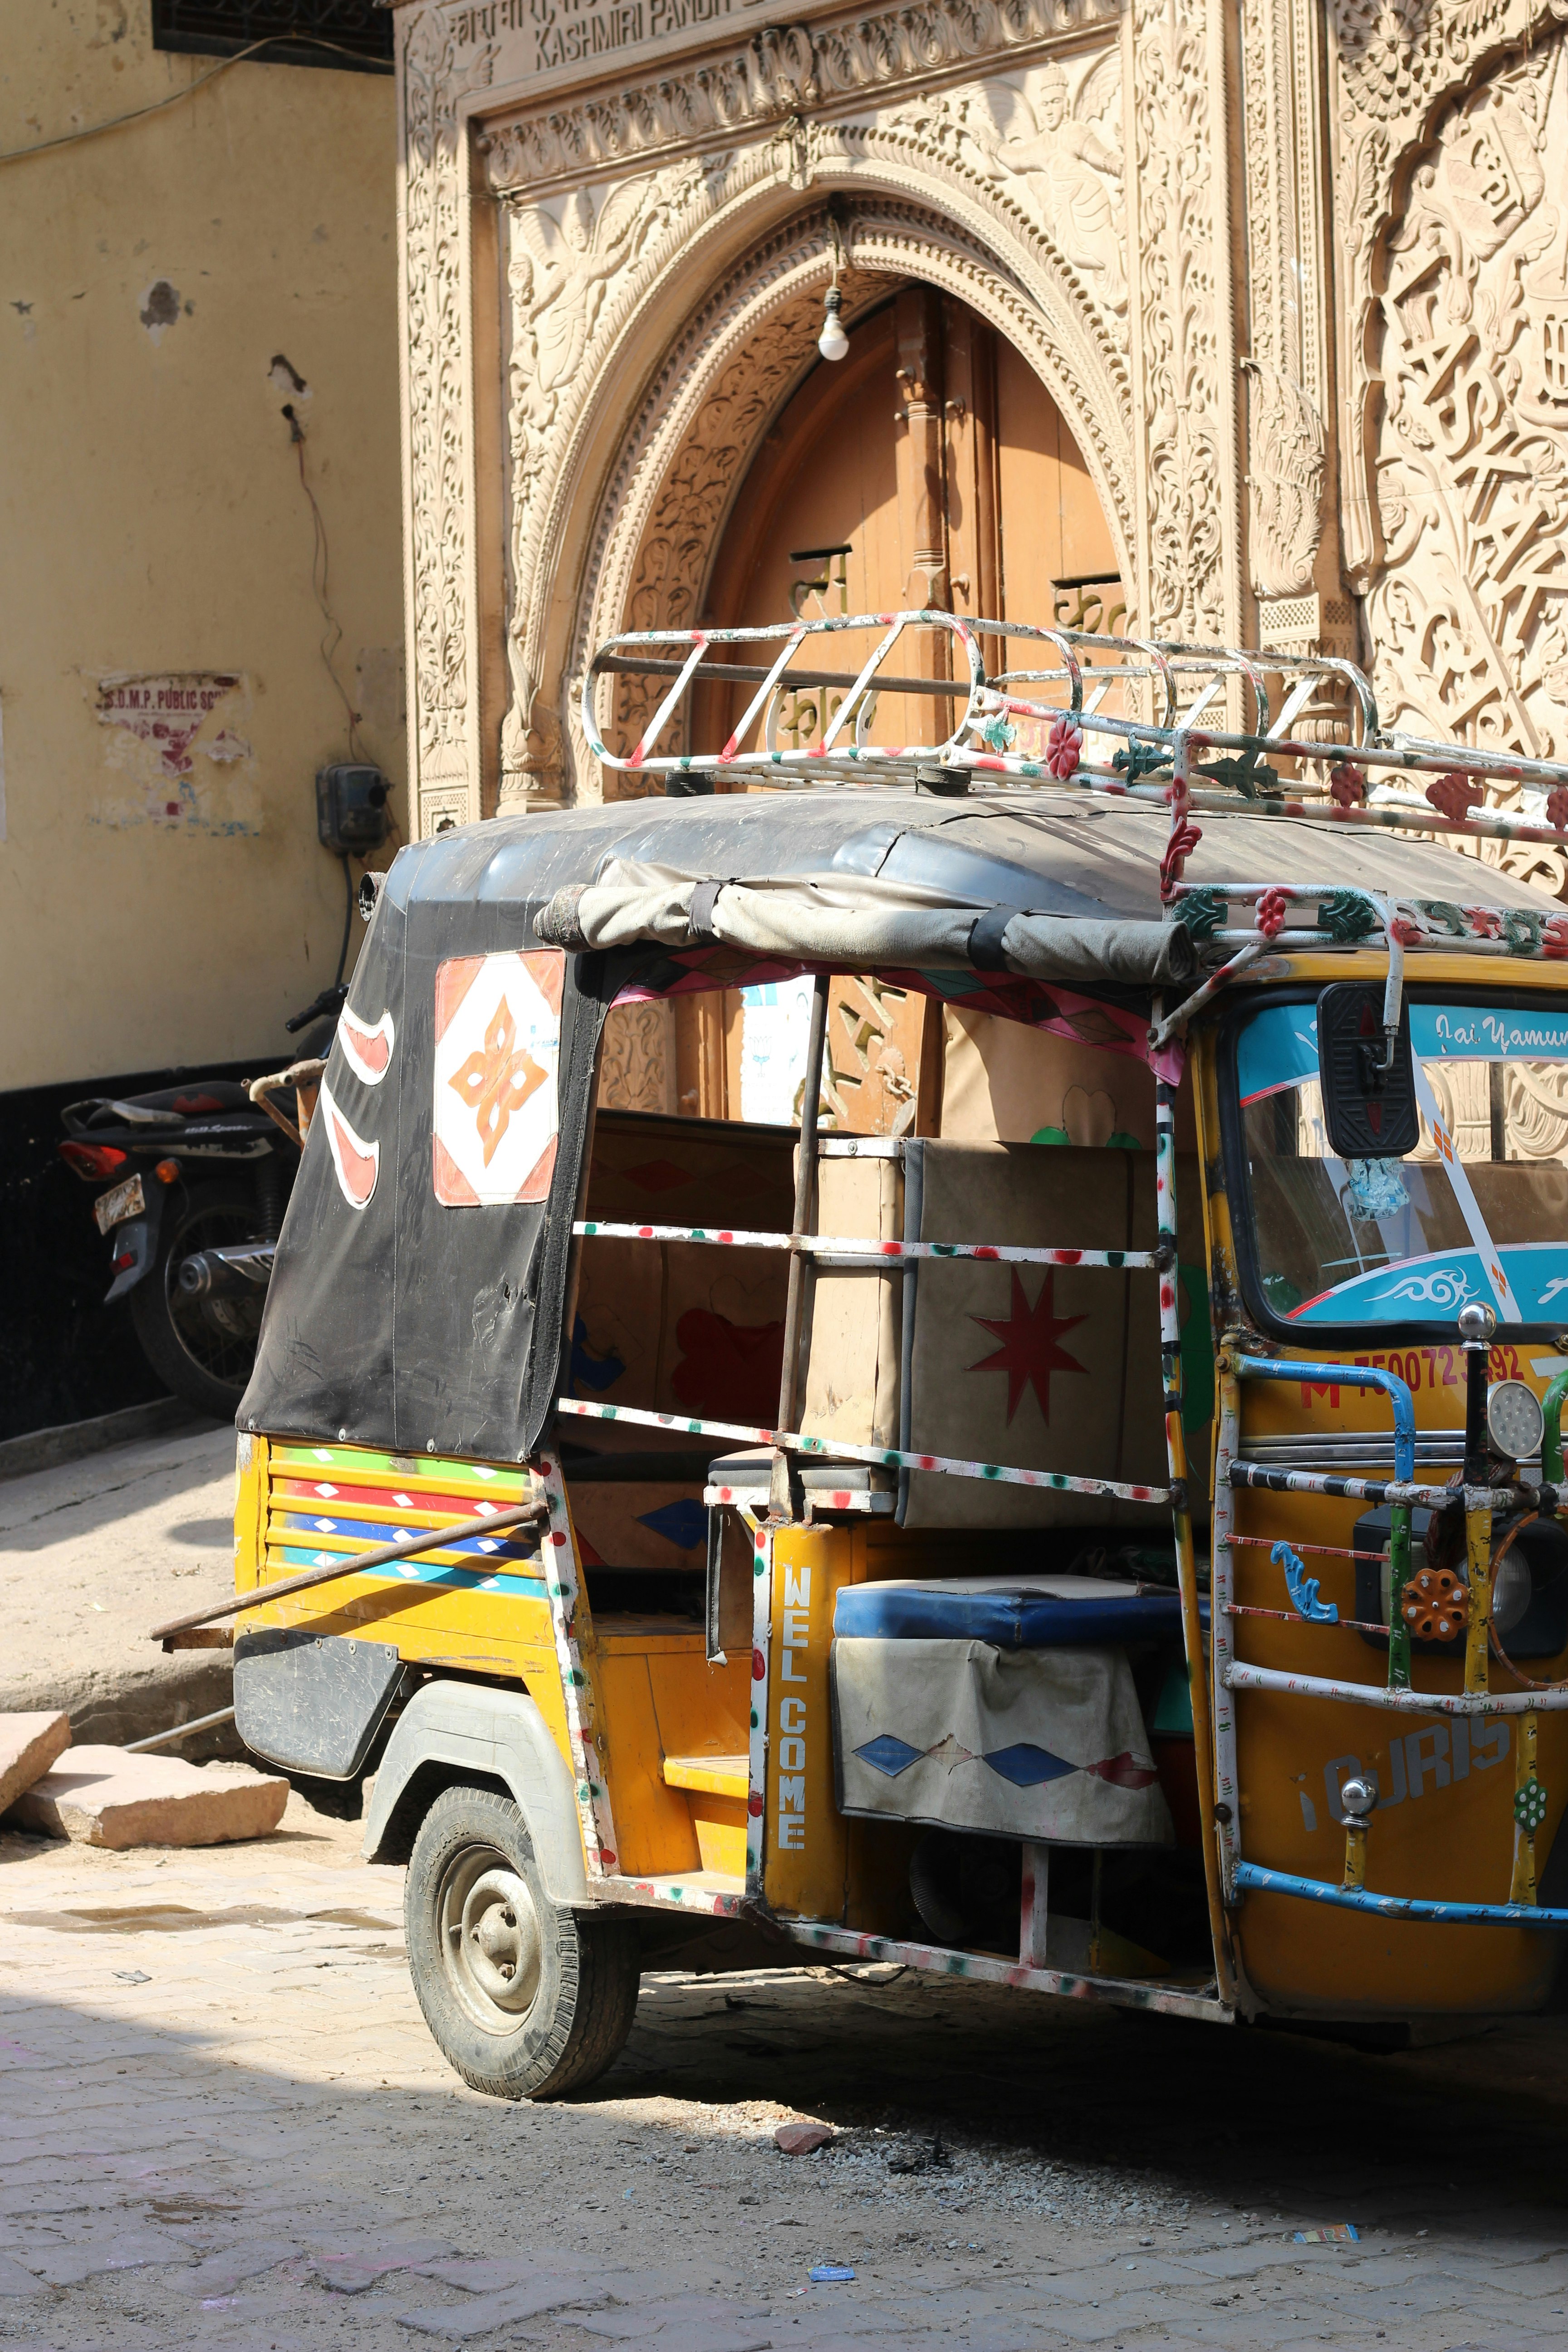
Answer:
[969, 1269, 1089, 1425]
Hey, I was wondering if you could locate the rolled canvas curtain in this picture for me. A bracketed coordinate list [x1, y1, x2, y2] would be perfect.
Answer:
[535, 861, 1196, 990]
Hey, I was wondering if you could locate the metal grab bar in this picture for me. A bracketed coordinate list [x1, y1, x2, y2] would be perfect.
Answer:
[1213, 1353, 1423, 1903]
[1235, 1356, 1417, 1689]
[1233, 1358, 1417, 1480]
[554, 1396, 1171, 1507]
[572, 1218, 1161, 1272]
[1544, 1370, 1568, 1486]
[1233, 1861, 1568, 1929]
[1224, 1661, 1568, 1716]
[1215, 1351, 1562, 1928]
[1226, 1463, 1514, 1508]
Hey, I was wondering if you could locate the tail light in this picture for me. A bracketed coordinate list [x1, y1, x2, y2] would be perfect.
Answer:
[59, 1141, 127, 1181]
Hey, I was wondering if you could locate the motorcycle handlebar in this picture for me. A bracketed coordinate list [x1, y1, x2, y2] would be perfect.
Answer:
[285, 983, 348, 1035]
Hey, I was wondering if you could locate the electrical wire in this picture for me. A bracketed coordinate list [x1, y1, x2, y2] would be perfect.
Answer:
[282, 402, 406, 879]
[0, 37, 387, 168]
[282, 403, 363, 761]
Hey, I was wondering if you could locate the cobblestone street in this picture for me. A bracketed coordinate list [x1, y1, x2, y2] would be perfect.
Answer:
[4, 1797, 1568, 2352]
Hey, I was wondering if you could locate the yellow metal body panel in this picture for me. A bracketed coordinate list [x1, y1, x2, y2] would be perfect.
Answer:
[763, 1524, 862, 1920]
[1190, 980, 1568, 2020]
[595, 1643, 702, 1874]
[591, 1626, 751, 1877]
[693, 1803, 748, 1875]
[235, 1436, 574, 1774]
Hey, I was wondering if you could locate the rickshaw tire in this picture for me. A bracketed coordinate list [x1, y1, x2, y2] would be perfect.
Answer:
[404, 1784, 640, 2101]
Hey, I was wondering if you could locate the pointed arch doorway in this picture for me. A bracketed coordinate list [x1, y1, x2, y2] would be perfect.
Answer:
[656, 283, 1125, 1132]
[704, 283, 1123, 663]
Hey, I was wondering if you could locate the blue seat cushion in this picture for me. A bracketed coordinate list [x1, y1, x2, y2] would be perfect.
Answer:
[833, 1574, 1202, 1648]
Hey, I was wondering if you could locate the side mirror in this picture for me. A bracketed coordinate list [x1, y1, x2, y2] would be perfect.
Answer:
[1317, 982, 1419, 1158]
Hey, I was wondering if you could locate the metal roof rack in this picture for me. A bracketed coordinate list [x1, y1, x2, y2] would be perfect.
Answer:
[584, 608, 1568, 1052]
[584, 607, 1568, 847]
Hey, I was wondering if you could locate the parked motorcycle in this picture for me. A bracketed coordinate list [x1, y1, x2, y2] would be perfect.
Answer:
[56, 986, 345, 1420]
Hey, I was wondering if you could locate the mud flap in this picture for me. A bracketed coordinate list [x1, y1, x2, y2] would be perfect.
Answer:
[234, 1627, 406, 1779]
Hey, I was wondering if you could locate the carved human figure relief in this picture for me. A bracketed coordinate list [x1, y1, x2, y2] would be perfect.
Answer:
[506, 178, 672, 489]
[965, 59, 1127, 313]
[1368, 44, 1568, 785]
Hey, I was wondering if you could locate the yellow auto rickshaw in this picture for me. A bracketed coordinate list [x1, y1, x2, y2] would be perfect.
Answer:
[157, 612, 1568, 2094]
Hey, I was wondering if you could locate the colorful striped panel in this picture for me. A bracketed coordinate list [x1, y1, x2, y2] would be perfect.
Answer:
[271, 1443, 526, 1492]
[275, 1478, 523, 1517]
[265, 1442, 545, 1602]
[273, 1509, 541, 1560]
[271, 1544, 547, 1600]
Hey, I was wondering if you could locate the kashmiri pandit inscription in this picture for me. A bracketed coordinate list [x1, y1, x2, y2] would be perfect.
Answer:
[90, 671, 260, 833]
[1367, 29, 1568, 893]
[445, 0, 736, 76]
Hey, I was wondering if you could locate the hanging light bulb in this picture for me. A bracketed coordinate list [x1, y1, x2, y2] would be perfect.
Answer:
[818, 285, 848, 363]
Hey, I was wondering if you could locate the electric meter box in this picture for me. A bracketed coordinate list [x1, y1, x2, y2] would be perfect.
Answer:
[317, 763, 389, 857]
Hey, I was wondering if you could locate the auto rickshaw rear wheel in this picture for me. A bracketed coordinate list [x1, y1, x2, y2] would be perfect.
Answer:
[404, 1784, 640, 2099]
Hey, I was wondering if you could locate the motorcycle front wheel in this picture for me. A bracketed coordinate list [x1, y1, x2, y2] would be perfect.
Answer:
[130, 1182, 267, 1421]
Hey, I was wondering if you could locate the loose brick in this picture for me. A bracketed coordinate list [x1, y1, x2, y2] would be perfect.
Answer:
[0, 1710, 71, 1817]
[10, 1746, 286, 1848]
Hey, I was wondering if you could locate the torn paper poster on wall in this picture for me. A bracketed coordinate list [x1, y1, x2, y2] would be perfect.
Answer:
[89, 672, 262, 832]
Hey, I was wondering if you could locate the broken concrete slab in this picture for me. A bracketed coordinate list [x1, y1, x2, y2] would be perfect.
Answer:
[398, 2263, 613, 2336]
[0, 2250, 45, 2297]
[0, 1711, 71, 1817]
[573, 2296, 775, 2341]
[10, 1747, 287, 1849]
[309, 2236, 457, 2295]
[165, 2238, 304, 2298]
[20, 2229, 199, 2287]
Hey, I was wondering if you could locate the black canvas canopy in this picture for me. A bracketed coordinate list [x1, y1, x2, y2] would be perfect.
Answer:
[239, 785, 1565, 1462]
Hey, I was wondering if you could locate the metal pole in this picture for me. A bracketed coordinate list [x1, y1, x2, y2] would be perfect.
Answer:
[1154, 1068, 1235, 2004]
[149, 1497, 547, 1641]
[1459, 1302, 1496, 1697]
[770, 973, 832, 1521]
[125, 1705, 238, 1753]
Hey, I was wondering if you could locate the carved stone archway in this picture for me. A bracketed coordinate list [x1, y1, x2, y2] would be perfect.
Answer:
[546, 191, 1137, 803]
[480, 31, 1142, 812]
[397, 0, 1258, 838]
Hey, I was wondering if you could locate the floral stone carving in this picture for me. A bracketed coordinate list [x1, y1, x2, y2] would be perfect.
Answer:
[1366, 33, 1568, 896]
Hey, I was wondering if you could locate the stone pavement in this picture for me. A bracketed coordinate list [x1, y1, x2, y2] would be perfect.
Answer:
[4, 1796, 1568, 2350]
[0, 1420, 231, 1748]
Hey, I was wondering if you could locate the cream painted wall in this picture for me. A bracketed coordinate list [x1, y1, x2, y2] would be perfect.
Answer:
[0, 1, 404, 1092]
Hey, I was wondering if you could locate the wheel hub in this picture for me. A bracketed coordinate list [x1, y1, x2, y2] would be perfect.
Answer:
[438, 1850, 543, 2028]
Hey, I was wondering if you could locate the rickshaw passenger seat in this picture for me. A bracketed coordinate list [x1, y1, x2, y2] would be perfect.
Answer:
[833, 1574, 1196, 1646]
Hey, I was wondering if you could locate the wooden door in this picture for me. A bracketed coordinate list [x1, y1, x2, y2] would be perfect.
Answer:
[702, 288, 1119, 656]
[676, 284, 1121, 1132]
